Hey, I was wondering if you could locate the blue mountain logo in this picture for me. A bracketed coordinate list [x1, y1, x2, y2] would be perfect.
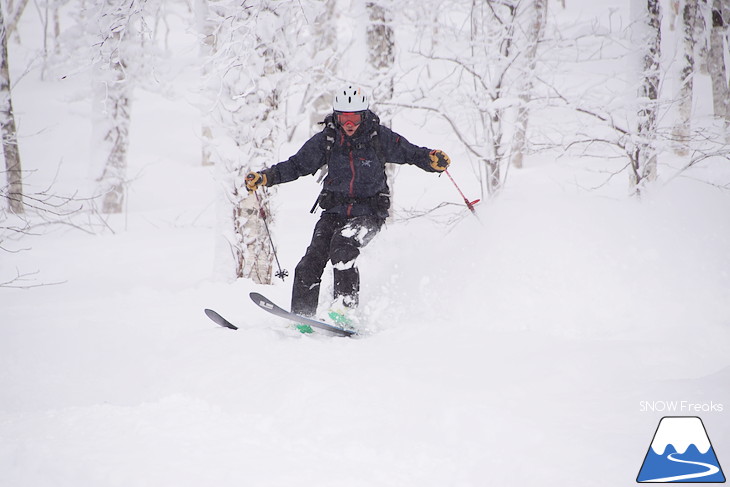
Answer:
[637, 416, 725, 483]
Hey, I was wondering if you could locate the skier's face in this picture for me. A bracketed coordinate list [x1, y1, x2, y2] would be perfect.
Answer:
[337, 112, 362, 137]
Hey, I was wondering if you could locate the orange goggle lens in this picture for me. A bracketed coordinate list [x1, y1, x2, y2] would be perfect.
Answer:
[337, 112, 362, 126]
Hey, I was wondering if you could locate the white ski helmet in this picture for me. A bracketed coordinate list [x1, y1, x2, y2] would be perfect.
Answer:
[333, 85, 369, 112]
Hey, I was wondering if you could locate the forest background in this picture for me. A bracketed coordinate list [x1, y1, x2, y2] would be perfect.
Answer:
[1, 1, 729, 486]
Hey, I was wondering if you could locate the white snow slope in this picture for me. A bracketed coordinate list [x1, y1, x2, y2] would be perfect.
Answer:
[1, 3, 729, 487]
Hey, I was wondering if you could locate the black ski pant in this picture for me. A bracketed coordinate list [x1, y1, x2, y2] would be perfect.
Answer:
[291, 213, 384, 317]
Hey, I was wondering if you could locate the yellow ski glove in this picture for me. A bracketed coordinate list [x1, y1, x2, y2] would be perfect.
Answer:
[245, 171, 268, 192]
[429, 150, 451, 172]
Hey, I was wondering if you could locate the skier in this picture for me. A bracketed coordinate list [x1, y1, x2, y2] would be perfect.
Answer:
[245, 85, 450, 325]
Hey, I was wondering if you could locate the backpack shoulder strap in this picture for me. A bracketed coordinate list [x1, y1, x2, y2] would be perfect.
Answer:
[312, 113, 337, 183]
[364, 111, 386, 166]
[321, 113, 337, 166]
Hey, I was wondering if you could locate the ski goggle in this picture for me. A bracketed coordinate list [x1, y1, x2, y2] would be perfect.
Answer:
[336, 112, 362, 126]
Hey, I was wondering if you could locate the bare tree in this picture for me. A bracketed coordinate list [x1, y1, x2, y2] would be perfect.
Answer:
[468, 0, 523, 196]
[195, 0, 216, 167]
[92, 57, 131, 214]
[0, 4, 22, 214]
[709, 0, 729, 139]
[367, 1, 395, 123]
[545, 0, 729, 195]
[1, 164, 102, 289]
[365, 0, 400, 211]
[511, 0, 548, 169]
[305, 0, 339, 132]
[407, 0, 527, 197]
[672, 0, 699, 156]
[5, 0, 29, 36]
[202, 0, 306, 283]
[630, 0, 662, 195]
[90, 0, 141, 214]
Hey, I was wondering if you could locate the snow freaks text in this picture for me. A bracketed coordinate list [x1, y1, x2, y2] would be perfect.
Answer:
[639, 401, 724, 413]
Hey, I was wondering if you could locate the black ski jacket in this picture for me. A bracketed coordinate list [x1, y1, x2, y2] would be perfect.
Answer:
[264, 110, 438, 218]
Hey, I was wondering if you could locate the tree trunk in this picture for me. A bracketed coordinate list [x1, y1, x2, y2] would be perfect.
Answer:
[233, 189, 273, 284]
[234, 43, 283, 285]
[0, 7, 23, 214]
[669, 0, 681, 30]
[205, 1, 294, 284]
[5, 0, 30, 37]
[195, 0, 215, 166]
[94, 39, 131, 214]
[91, 0, 134, 215]
[366, 1, 395, 123]
[308, 0, 338, 131]
[696, 0, 711, 74]
[632, 0, 662, 195]
[709, 0, 729, 135]
[672, 0, 698, 156]
[475, 0, 516, 197]
[511, 0, 547, 169]
[366, 1, 398, 213]
[723, 0, 730, 140]
[708, 0, 730, 144]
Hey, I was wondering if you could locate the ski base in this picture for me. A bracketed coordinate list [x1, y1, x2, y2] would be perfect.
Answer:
[249, 292, 356, 337]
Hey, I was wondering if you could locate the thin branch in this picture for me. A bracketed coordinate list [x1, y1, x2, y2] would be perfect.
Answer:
[380, 100, 486, 161]
[537, 75, 631, 136]
[0, 268, 67, 289]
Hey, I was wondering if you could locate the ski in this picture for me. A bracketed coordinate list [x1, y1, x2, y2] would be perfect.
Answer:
[204, 308, 238, 330]
[249, 292, 356, 337]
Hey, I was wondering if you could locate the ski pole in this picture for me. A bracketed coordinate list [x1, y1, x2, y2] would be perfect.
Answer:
[252, 190, 289, 281]
[444, 169, 480, 214]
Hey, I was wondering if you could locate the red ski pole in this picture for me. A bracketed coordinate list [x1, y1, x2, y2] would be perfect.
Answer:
[444, 169, 480, 214]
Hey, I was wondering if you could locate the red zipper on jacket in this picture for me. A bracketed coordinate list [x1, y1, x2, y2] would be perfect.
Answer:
[347, 147, 355, 217]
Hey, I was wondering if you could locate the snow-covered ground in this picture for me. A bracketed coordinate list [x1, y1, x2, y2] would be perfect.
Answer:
[2, 3, 729, 487]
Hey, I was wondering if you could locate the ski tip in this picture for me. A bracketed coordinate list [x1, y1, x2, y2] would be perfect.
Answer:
[204, 308, 238, 330]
